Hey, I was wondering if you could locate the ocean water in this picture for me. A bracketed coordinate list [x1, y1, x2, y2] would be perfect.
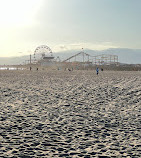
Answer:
[0, 67, 25, 70]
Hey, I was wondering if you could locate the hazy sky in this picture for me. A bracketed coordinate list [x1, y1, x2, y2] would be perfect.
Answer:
[0, 0, 141, 57]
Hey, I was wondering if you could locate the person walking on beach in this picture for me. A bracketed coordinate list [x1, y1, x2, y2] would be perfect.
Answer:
[96, 67, 99, 75]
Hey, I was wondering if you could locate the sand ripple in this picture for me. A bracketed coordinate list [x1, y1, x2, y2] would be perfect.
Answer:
[0, 70, 141, 157]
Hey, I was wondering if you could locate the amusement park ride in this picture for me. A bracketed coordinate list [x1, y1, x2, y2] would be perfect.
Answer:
[62, 50, 118, 65]
[26, 45, 118, 67]
[33, 45, 54, 64]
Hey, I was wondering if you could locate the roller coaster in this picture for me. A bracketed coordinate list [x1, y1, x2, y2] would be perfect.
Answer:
[62, 51, 118, 65]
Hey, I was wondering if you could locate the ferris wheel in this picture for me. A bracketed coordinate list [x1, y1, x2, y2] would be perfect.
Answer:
[34, 45, 53, 60]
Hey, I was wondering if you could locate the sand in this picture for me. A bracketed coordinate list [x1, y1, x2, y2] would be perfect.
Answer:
[0, 70, 141, 158]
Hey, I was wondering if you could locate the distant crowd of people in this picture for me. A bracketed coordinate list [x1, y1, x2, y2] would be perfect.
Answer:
[29, 66, 103, 75]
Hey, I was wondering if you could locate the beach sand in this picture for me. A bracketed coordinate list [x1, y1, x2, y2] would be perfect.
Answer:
[0, 70, 141, 157]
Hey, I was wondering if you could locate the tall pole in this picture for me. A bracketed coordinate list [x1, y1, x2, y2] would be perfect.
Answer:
[82, 48, 84, 62]
[82, 48, 85, 70]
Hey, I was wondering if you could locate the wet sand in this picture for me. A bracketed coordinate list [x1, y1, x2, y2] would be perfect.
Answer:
[0, 70, 141, 157]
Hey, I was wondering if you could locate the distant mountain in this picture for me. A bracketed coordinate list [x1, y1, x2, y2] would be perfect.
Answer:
[0, 56, 29, 65]
[102, 48, 141, 64]
[0, 48, 141, 65]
